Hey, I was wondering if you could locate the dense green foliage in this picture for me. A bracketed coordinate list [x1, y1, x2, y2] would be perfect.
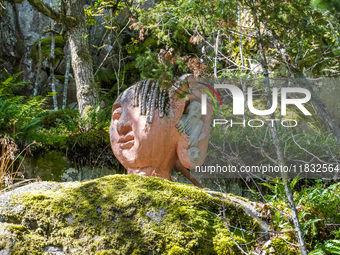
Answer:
[0, 72, 47, 143]
[260, 180, 340, 251]
[0, 71, 120, 182]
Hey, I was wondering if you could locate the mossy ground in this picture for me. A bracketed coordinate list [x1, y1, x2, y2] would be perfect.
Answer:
[0, 175, 260, 254]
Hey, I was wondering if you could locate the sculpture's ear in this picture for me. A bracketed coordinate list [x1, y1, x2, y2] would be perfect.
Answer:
[176, 77, 213, 170]
[177, 133, 191, 169]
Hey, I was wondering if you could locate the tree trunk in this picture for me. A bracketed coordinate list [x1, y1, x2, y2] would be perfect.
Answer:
[214, 30, 220, 78]
[62, 0, 99, 118]
[238, 6, 245, 71]
[62, 41, 71, 109]
[49, 4, 58, 111]
[33, 13, 42, 97]
[238, 5, 246, 123]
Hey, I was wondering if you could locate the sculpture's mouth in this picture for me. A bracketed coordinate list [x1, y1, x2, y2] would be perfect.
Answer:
[118, 134, 135, 149]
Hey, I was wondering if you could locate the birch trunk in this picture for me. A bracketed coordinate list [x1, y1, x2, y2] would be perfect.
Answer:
[49, 5, 58, 111]
[62, 41, 71, 109]
[238, 6, 246, 122]
[33, 13, 42, 97]
[214, 30, 220, 78]
[62, 0, 99, 118]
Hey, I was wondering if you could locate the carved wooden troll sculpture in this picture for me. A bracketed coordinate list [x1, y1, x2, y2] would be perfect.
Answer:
[110, 75, 212, 187]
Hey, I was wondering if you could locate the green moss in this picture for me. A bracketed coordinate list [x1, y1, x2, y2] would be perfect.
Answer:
[34, 150, 68, 181]
[168, 245, 189, 255]
[96, 250, 116, 255]
[31, 36, 66, 64]
[68, 129, 110, 149]
[42, 36, 66, 48]
[265, 237, 299, 254]
[95, 68, 113, 85]
[78, 47, 92, 63]
[138, 36, 158, 53]
[214, 232, 248, 255]
[40, 109, 78, 129]
[15, 38, 25, 56]
[65, 129, 114, 168]
[55, 75, 65, 83]
[9, 225, 29, 235]
[0, 175, 260, 254]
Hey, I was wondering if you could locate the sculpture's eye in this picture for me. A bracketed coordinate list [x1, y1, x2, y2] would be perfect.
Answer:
[112, 105, 122, 121]
[112, 111, 121, 121]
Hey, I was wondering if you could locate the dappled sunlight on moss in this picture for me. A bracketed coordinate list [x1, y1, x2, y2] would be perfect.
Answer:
[0, 175, 261, 254]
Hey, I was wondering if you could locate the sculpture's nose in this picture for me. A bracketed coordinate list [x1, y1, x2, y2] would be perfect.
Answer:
[116, 114, 132, 135]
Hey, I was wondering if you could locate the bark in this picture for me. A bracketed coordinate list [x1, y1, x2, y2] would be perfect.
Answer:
[214, 30, 220, 78]
[27, 0, 60, 21]
[33, 13, 42, 97]
[49, 6, 58, 111]
[238, 5, 246, 122]
[251, 4, 308, 255]
[238, 6, 245, 71]
[62, 0, 99, 117]
[62, 41, 71, 109]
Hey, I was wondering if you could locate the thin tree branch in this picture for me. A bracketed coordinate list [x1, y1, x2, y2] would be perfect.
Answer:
[94, 20, 131, 76]
[27, 0, 60, 21]
[303, 56, 340, 74]
[291, 134, 328, 164]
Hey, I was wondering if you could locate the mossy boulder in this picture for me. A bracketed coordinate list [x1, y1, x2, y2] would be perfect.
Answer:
[0, 175, 263, 254]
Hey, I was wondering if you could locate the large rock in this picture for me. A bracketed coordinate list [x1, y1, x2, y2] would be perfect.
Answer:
[0, 175, 263, 254]
[0, 0, 58, 76]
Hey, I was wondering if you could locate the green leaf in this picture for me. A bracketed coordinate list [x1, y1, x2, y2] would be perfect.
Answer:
[308, 249, 324, 255]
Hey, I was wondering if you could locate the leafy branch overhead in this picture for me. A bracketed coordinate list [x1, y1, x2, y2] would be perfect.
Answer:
[27, 0, 60, 21]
